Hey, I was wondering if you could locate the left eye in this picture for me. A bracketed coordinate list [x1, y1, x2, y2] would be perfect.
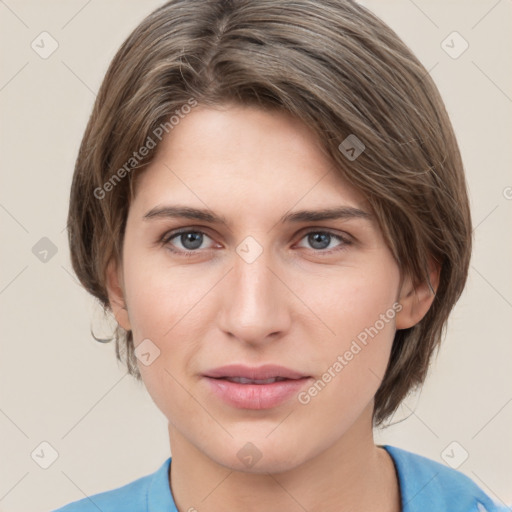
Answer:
[296, 231, 345, 251]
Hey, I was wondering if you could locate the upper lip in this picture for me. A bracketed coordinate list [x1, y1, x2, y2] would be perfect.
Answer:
[203, 364, 309, 380]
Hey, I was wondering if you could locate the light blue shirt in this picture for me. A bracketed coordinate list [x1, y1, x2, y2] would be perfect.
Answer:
[51, 444, 509, 511]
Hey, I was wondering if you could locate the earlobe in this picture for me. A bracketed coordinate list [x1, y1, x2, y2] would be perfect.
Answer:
[395, 261, 440, 330]
[105, 258, 132, 332]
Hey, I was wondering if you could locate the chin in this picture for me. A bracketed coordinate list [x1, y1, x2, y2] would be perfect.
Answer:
[207, 437, 308, 475]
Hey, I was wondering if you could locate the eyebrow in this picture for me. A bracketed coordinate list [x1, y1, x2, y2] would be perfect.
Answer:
[143, 205, 371, 225]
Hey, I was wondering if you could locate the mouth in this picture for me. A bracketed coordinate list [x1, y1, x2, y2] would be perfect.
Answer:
[203, 363, 309, 381]
[202, 364, 312, 409]
[216, 376, 292, 384]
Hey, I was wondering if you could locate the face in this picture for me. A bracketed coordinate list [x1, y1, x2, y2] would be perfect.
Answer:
[108, 103, 416, 473]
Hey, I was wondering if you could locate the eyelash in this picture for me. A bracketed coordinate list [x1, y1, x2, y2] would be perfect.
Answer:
[159, 228, 352, 258]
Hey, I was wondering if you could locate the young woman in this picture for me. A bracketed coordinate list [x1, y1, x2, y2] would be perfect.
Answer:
[54, 0, 507, 510]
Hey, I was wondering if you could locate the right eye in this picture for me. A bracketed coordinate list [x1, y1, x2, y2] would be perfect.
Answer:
[161, 229, 217, 256]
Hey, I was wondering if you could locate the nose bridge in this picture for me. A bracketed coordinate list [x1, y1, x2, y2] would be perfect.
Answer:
[219, 243, 290, 343]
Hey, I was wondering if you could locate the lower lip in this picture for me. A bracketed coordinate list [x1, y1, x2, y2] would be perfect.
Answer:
[203, 377, 312, 409]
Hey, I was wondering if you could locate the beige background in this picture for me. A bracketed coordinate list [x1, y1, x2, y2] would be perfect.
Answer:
[0, 0, 511, 510]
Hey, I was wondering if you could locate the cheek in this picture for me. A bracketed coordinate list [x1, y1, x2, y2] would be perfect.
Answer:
[122, 249, 207, 339]
[297, 264, 399, 402]
[297, 260, 399, 342]
[120, 249, 215, 406]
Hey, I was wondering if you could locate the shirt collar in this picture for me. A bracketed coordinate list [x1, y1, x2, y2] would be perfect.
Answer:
[147, 457, 177, 511]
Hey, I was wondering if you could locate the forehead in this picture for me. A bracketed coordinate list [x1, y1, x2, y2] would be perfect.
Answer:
[131, 104, 368, 217]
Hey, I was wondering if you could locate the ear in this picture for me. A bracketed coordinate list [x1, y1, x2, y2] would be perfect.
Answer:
[105, 257, 132, 332]
[395, 259, 440, 330]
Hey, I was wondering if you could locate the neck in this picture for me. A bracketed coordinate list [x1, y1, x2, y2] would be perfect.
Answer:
[167, 404, 401, 512]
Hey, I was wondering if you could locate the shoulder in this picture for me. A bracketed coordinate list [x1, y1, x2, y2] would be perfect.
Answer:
[383, 445, 508, 512]
[50, 458, 172, 512]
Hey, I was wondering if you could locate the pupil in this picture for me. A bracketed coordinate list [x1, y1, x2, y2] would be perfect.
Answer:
[309, 233, 330, 250]
[182, 232, 202, 250]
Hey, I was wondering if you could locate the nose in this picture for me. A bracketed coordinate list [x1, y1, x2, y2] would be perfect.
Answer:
[217, 246, 292, 346]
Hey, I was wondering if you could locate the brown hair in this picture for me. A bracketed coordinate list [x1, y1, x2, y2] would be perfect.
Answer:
[67, 0, 472, 426]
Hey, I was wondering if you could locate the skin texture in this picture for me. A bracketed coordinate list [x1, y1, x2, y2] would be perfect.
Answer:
[106, 103, 438, 512]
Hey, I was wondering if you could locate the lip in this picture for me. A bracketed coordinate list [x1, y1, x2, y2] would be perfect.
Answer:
[202, 364, 312, 409]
